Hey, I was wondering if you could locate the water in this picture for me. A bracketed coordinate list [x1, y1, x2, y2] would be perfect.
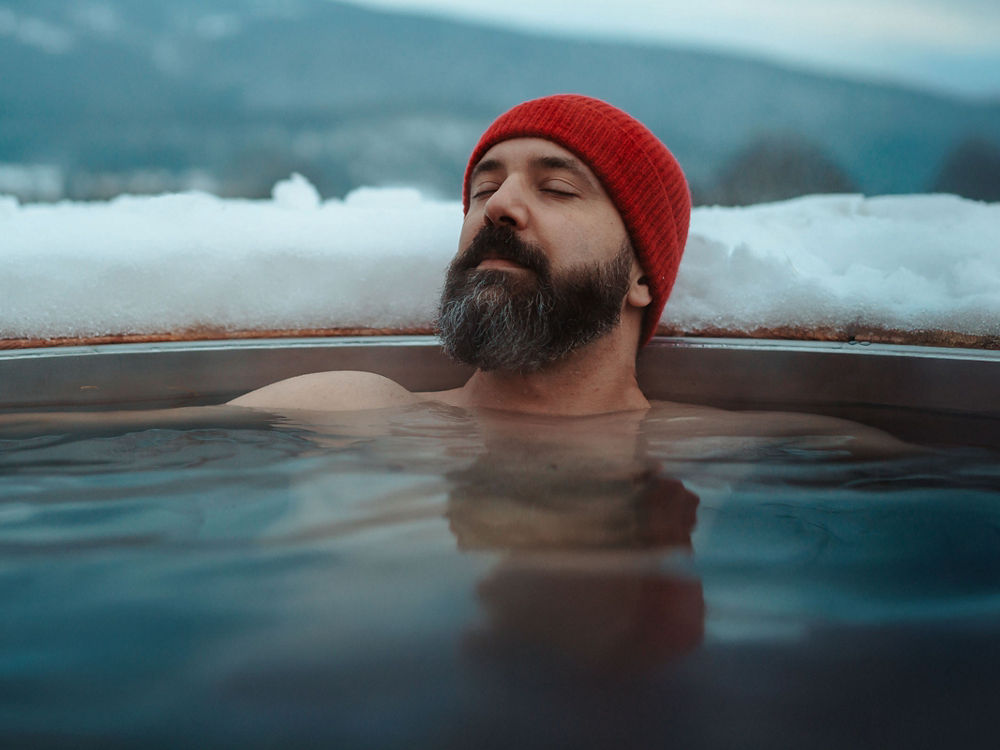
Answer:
[1, 402, 999, 748]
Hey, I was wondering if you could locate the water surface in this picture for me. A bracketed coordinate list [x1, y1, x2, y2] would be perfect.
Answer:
[2, 402, 998, 748]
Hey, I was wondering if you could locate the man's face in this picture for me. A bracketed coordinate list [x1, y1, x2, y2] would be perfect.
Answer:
[437, 138, 639, 372]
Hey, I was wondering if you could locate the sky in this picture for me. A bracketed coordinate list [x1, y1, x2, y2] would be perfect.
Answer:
[341, 0, 1000, 98]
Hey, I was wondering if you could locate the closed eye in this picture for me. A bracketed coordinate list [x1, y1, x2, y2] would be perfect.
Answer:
[542, 187, 578, 197]
[540, 177, 580, 197]
[471, 184, 499, 199]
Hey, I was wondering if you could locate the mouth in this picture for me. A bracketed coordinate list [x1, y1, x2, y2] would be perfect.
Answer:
[476, 256, 530, 272]
[459, 225, 547, 276]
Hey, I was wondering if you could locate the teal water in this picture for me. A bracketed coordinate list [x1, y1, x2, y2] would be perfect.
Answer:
[1, 403, 998, 748]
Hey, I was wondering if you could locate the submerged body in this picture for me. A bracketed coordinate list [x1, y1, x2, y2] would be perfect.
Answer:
[1, 393, 917, 462]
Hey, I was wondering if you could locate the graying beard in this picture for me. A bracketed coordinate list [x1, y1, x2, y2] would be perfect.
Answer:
[436, 244, 632, 373]
[438, 278, 557, 372]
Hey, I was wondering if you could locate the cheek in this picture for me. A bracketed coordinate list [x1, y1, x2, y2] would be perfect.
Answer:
[556, 206, 627, 258]
[458, 215, 483, 252]
[553, 223, 620, 265]
[595, 210, 629, 246]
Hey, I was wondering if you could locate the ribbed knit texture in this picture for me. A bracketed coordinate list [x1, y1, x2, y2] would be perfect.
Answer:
[463, 94, 691, 346]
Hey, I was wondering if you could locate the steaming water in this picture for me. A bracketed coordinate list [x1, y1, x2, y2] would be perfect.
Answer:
[1, 402, 998, 748]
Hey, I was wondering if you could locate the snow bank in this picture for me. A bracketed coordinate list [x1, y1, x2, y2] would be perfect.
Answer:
[675, 194, 1000, 337]
[1, 176, 998, 341]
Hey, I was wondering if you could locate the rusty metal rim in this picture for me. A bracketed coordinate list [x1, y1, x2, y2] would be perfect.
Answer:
[3, 324, 997, 351]
[2, 337, 997, 420]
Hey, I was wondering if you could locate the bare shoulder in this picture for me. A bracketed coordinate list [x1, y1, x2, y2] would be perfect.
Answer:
[228, 370, 422, 411]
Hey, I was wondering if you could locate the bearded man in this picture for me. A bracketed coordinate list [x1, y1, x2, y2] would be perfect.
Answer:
[231, 95, 691, 416]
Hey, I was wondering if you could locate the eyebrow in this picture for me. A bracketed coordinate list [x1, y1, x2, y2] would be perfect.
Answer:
[534, 155, 588, 179]
[470, 154, 599, 190]
[470, 158, 503, 180]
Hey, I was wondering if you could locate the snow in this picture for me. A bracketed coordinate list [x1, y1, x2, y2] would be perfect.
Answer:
[674, 194, 1000, 336]
[1, 175, 998, 341]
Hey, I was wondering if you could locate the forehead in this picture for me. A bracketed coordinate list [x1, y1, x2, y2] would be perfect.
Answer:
[476, 137, 577, 164]
[472, 137, 605, 190]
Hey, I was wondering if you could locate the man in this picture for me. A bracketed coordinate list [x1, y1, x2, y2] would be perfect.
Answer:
[231, 94, 691, 416]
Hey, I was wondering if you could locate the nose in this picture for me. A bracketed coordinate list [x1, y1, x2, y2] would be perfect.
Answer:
[483, 178, 529, 230]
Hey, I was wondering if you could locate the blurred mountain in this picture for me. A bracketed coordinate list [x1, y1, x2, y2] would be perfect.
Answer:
[931, 137, 1000, 202]
[703, 135, 858, 205]
[2, 0, 998, 203]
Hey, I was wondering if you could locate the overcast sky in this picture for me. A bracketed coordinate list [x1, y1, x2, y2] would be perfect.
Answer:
[342, 0, 1000, 98]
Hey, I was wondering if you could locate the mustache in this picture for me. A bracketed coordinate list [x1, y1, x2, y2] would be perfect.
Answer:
[453, 224, 551, 276]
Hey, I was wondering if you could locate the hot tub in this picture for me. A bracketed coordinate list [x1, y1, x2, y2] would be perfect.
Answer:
[2, 336, 998, 748]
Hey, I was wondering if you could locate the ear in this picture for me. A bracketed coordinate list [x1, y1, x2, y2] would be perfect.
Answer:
[626, 260, 653, 310]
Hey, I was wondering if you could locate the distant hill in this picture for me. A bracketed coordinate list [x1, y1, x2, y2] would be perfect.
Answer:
[2, 0, 998, 203]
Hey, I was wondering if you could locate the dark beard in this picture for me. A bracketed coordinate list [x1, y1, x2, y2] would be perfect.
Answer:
[436, 224, 633, 373]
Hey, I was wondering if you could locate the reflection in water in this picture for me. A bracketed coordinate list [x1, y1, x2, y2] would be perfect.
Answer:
[445, 409, 705, 674]
[6, 401, 998, 747]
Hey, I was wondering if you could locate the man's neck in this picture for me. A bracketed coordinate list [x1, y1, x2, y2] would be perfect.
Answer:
[440, 334, 649, 416]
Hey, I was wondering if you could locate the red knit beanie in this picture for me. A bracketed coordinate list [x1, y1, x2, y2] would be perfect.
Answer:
[463, 94, 691, 346]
